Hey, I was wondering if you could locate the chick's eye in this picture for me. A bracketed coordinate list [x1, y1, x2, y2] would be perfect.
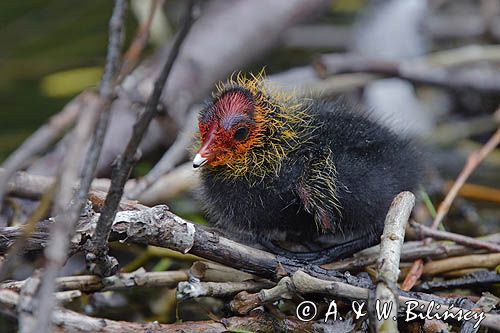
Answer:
[233, 126, 249, 141]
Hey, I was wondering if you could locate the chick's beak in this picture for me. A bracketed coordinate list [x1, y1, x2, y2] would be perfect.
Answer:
[194, 128, 216, 168]
[193, 153, 208, 168]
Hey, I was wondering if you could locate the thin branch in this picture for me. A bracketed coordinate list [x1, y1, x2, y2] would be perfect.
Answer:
[403, 125, 500, 291]
[423, 253, 500, 276]
[0, 183, 56, 280]
[189, 261, 266, 283]
[118, 0, 160, 79]
[230, 275, 294, 315]
[0, 289, 317, 333]
[415, 270, 500, 292]
[177, 280, 274, 301]
[442, 181, 500, 204]
[75, 0, 158, 211]
[2, 204, 499, 329]
[2, 268, 188, 293]
[127, 108, 198, 199]
[431, 126, 500, 230]
[87, 0, 195, 277]
[412, 222, 500, 252]
[2, 212, 499, 279]
[29, 95, 102, 333]
[231, 270, 500, 330]
[322, 234, 500, 272]
[460, 292, 500, 333]
[374, 192, 415, 332]
[2, 168, 54, 200]
[314, 54, 500, 93]
[2, 164, 199, 206]
[30, 2, 127, 333]
[0, 205, 357, 284]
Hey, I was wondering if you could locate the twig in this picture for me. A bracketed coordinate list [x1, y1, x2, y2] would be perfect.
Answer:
[232, 270, 500, 330]
[2, 268, 188, 293]
[31, 2, 127, 332]
[0, 205, 356, 284]
[322, 234, 500, 272]
[87, 0, 195, 277]
[2, 213, 499, 279]
[374, 192, 415, 332]
[127, 108, 198, 199]
[401, 259, 424, 291]
[230, 276, 294, 315]
[177, 280, 274, 301]
[411, 222, 500, 252]
[76, 0, 160, 211]
[88, 189, 149, 211]
[315, 54, 500, 93]
[0, 289, 317, 333]
[52, 94, 102, 215]
[2, 169, 54, 200]
[30, 94, 102, 333]
[460, 292, 500, 333]
[2, 162, 199, 206]
[190, 261, 265, 283]
[133, 162, 198, 204]
[431, 126, 500, 230]
[118, 0, 160, 79]
[403, 126, 500, 290]
[0, 95, 83, 209]
[2, 205, 500, 329]
[423, 253, 500, 276]
[443, 182, 500, 204]
[415, 270, 500, 292]
[0, 183, 56, 280]
[17, 271, 41, 332]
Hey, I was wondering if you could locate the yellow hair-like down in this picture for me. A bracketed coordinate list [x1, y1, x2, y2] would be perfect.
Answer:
[208, 71, 315, 182]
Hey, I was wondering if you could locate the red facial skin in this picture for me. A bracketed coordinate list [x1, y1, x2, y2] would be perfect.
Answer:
[197, 90, 257, 167]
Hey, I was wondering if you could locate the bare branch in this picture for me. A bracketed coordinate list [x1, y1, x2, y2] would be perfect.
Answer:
[30, 2, 127, 332]
[412, 222, 500, 252]
[423, 253, 500, 276]
[0, 205, 354, 284]
[177, 280, 274, 301]
[127, 109, 198, 199]
[430, 126, 500, 230]
[2, 268, 188, 293]
[189, 261, 266, 283]
[315, 54, 500, 93]
[0, 289, 317, 333]
[416, 270, 500, 292]
[2, 209, 499, 279]
[403, 125, 500, 290]
[2, 164, 199, 206]
[322, 234, 500, 272]
[374, 192, 415, 332]
[118, 0, 160, 79]
[231, 270, 500, 330]
[87, 0, 196, 277]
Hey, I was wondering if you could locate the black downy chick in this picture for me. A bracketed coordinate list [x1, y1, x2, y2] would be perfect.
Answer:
[192, 73, 422, 264]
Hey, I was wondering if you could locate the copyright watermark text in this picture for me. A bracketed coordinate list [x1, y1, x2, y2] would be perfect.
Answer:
[296, 300, 486, 329]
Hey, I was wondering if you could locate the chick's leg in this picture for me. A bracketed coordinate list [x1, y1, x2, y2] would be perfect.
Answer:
[259, 232, 378, 265]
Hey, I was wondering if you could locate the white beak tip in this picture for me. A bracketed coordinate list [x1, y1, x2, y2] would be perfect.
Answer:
[193, 153, 208, 168]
